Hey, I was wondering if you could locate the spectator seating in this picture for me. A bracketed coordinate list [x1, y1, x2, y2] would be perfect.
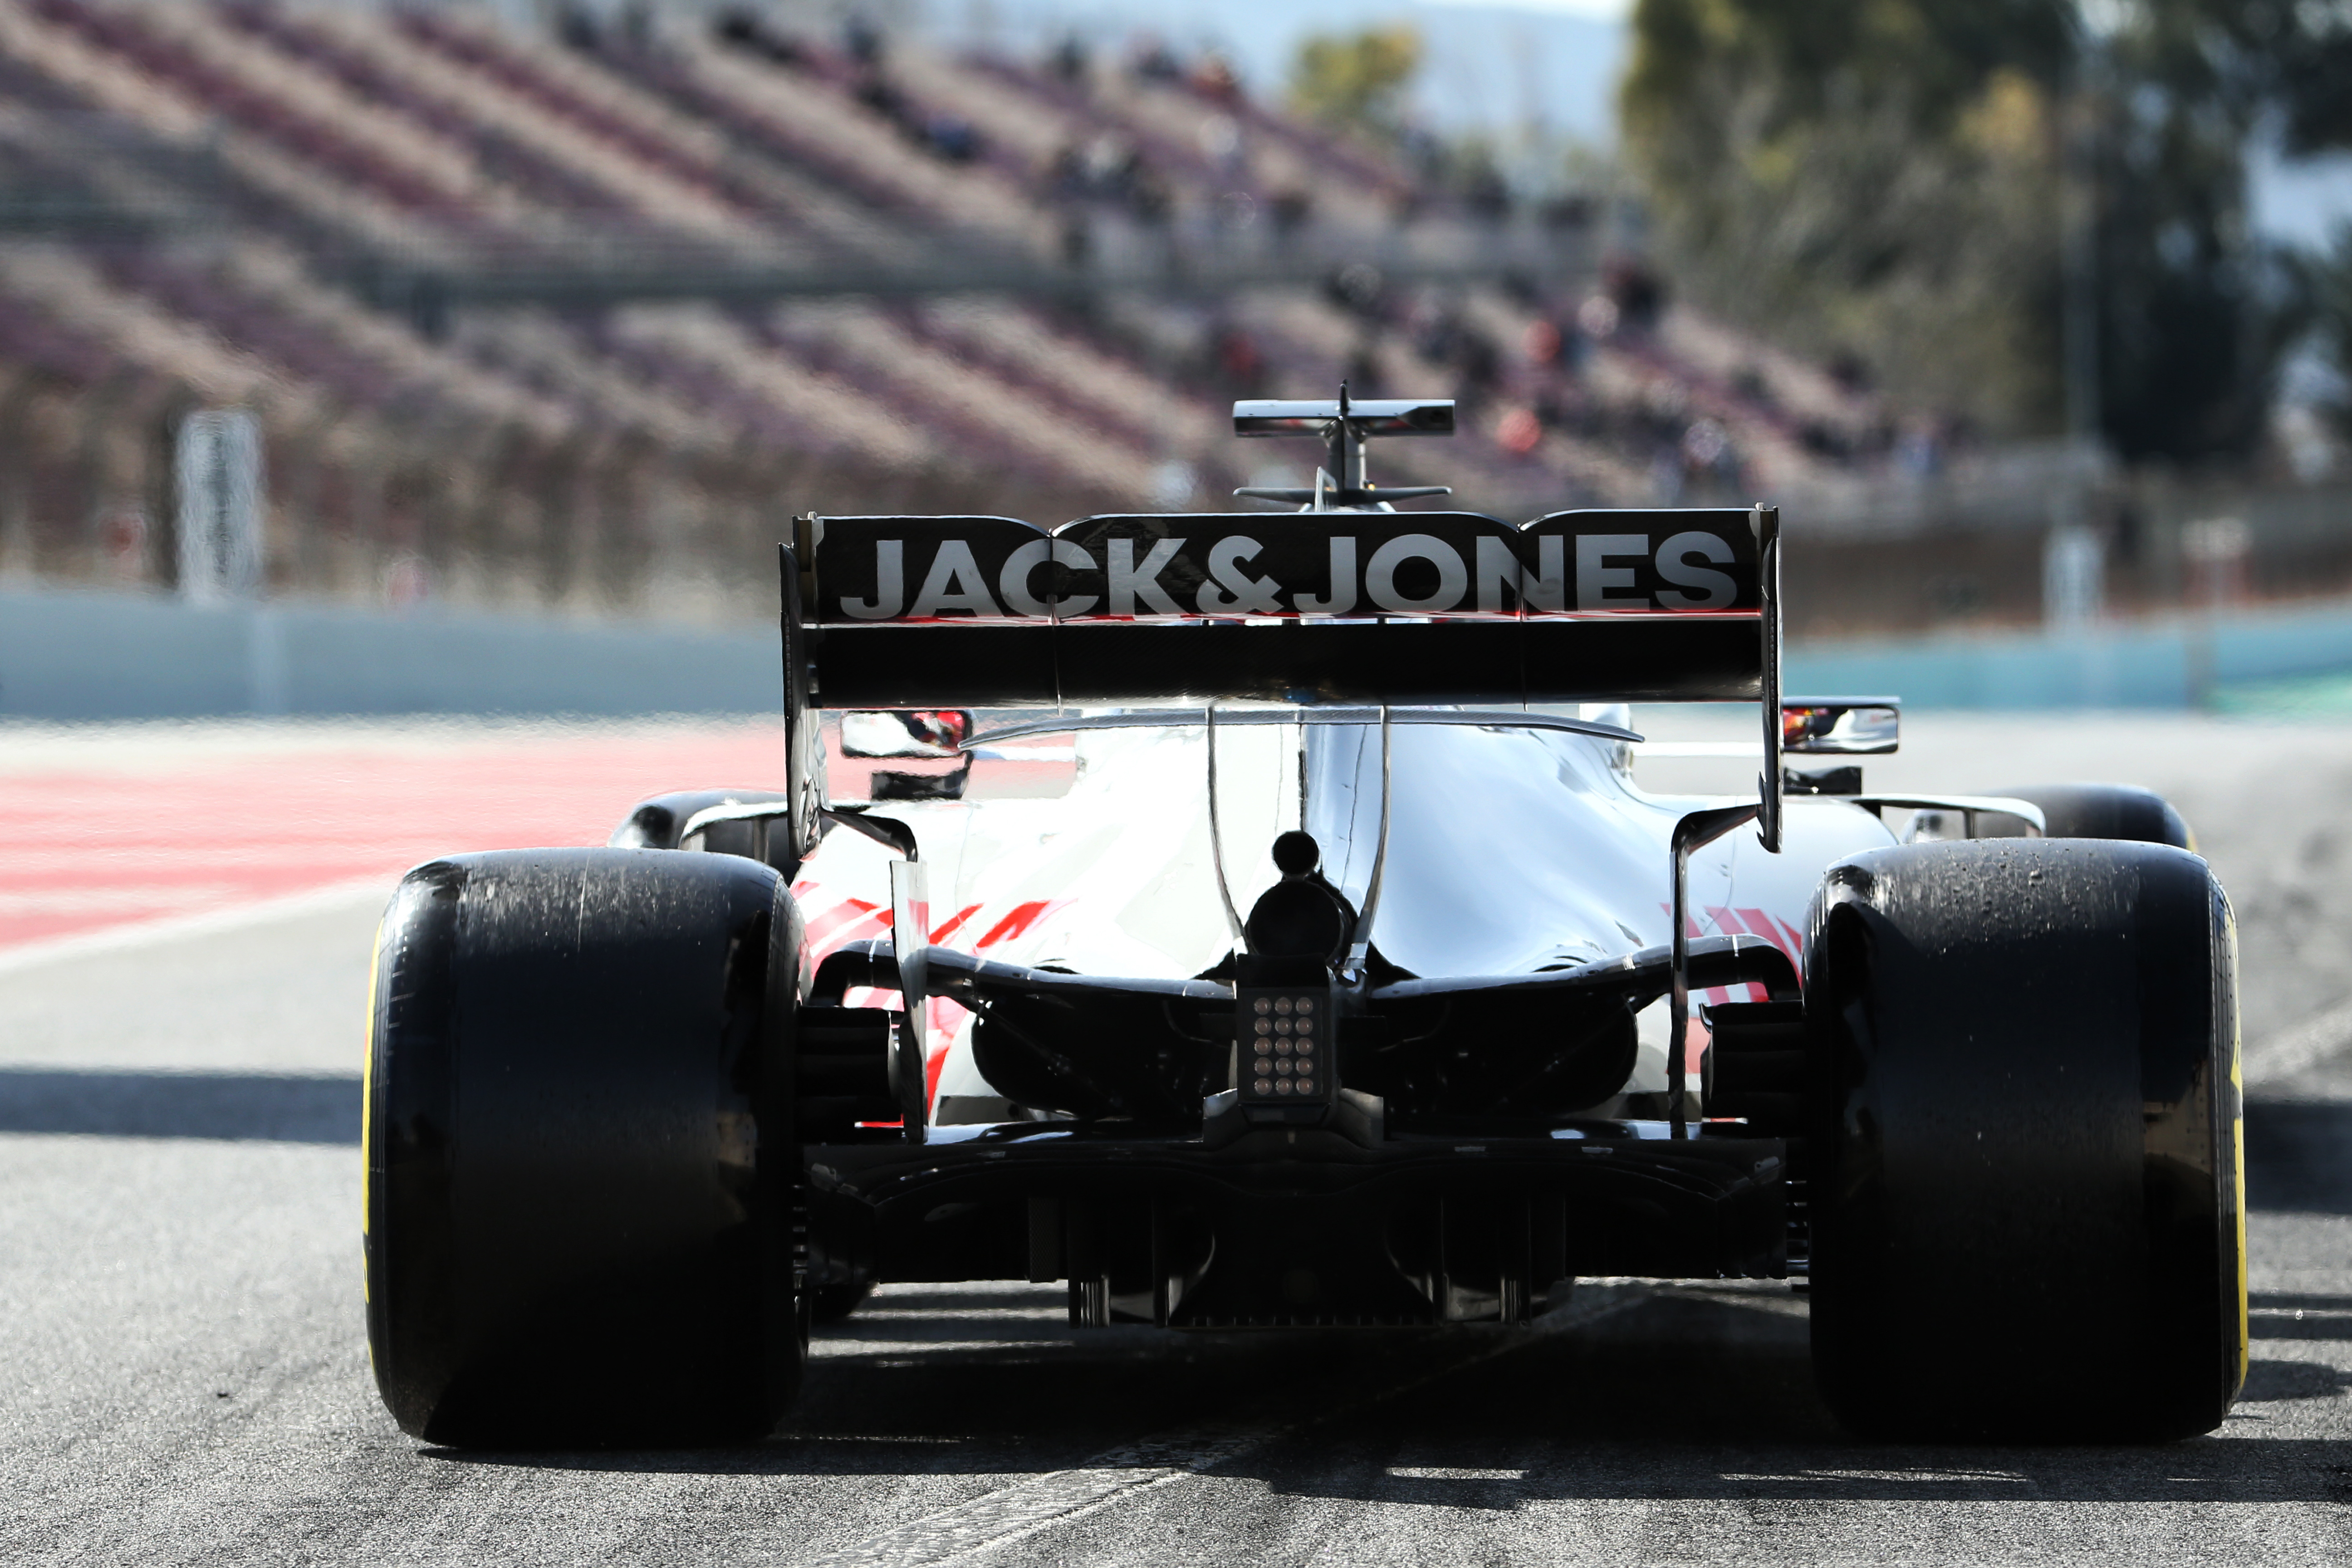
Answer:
[0, 1, 1924, 616]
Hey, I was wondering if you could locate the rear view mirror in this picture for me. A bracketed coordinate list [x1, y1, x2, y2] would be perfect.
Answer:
[840, 710, 973, 760]
[1782, 700, 1899, 755]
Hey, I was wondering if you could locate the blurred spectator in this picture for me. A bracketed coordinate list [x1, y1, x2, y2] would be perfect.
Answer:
[920, 114, 981, 164]
[99, 505, 148, 581]
[1189, 53, 1241, 104]
[1524, 319, 1562, 367]
[1129, 37, 1181, 83]
[1326, 262, 1385, 319]
[1198, 114, 1244, 174]
[1213, 326, 1266, 398]
[557, 2, 601, 52]
[713, 11, 802, 67]
[1412, 297, 1499, 396]
[1680, 416, 1739, 490]
[1603, 255, 1665, 333]
[1452, 144, 1510, 221]
[1496, 407, 1542, 456]
[1053, 134, 1137, 201]
[1453, 331, 1499, 397]
[1268, 191, 1312, 235]
[855, 73, 907, 125]
[1532, 389, 1578, 435]
[1800, 421, 1850, 459]
[1128, 167, 1172, 225]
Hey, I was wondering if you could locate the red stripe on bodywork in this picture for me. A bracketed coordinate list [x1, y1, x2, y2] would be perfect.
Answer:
[976, 898, 1066, 948]
[1736, 906, 1804, 967]
[1772, 913, 1810, 966]
[800, 897, 883, 952]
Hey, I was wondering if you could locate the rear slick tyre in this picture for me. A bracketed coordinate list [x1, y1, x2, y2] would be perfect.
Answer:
[365, 848, 806, 1447]
[1991, 783, 2193, 848]
[1805, 838, 2246, 1442]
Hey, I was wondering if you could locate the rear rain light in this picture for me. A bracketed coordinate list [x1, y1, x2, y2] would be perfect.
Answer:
[1238, 989, 1333, 1105]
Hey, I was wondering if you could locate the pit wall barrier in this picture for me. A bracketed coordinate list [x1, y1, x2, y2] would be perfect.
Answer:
[7, 583, 2352, 719]
[0, 586, 777, 719]
[1783, 595, 2352, 709]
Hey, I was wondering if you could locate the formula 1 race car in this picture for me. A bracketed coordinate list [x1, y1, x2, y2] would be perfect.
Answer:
[363, 395, 2244, 1448]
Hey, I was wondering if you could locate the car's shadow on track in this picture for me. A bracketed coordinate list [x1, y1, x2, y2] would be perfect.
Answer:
[424, 1283, 2352, 1506]
[0, 1068, 358, 1143]
[418, 1097, 2352, 1500]
[1225, 1289, 2352, 1509]
[2246, 1097, 2352, 1215]
[402, 1087, 2352, 1508]
[3, 1076, 2337, 1202]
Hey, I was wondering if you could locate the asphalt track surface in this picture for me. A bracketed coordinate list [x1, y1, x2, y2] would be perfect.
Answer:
[5, 713, 2352, 1564]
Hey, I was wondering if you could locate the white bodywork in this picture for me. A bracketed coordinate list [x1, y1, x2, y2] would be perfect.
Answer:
[789, 715, 1898, 1120]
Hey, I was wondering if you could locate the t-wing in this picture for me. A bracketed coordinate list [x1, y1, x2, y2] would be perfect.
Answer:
[1230, 392, 1457, 505]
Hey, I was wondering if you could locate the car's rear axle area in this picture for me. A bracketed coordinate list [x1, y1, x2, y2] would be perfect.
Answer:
[803, 1122, 1794, 1329]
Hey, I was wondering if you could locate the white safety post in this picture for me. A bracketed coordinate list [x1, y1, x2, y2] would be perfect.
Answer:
[175, 409, 265, 603]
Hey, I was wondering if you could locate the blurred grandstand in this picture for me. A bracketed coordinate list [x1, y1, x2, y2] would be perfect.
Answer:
[0, 1, 2159, 632]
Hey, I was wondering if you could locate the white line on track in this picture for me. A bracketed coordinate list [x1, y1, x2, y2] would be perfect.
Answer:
[804, 1283, 1655, 1568]
[0, 876, 392, 976]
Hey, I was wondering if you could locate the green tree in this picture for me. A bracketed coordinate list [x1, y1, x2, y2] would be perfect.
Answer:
[1289, 25, 1423, 139]
[1621, 0, 2070, 436]
[2301, 230, 2352, 440]
[2083, 4, 2289, 460]
[2268, 14, 2352, 441]
[1619, 1, 2299, 461]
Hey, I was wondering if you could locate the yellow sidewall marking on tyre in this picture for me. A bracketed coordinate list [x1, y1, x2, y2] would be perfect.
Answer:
[2232, 1036, 2248, 1388]
[361, 923, 382, 1311]
[2225, 899, 2247, 1391]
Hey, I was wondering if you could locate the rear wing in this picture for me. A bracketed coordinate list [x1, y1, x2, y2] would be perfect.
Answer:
[777, 505, 1784, 850]
[795, 506, 1777, 706]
